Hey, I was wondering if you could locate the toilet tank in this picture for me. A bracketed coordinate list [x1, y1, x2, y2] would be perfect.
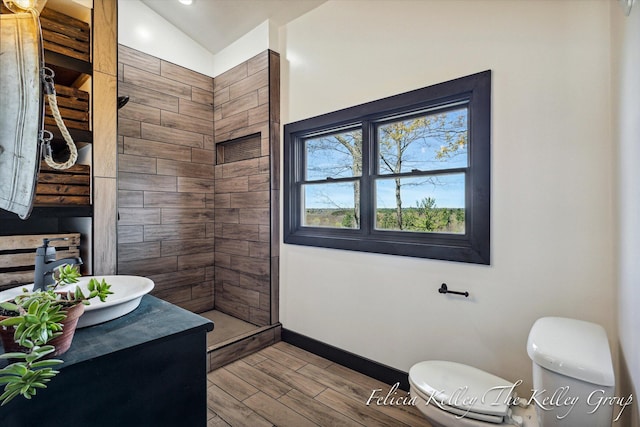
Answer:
[527, 317, 615, 427]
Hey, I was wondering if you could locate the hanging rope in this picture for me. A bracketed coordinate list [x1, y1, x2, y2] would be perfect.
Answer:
[41, 67, 78, 170]
[26, 4, 78, 171]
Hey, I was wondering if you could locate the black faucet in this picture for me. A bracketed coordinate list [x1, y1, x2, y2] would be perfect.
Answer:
[33, 238, 83, 291]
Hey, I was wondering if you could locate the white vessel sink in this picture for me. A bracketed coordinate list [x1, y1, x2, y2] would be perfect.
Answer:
[0, 275, 155, 328]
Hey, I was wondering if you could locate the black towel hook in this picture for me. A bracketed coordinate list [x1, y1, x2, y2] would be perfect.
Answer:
[438, 283, 469, 298]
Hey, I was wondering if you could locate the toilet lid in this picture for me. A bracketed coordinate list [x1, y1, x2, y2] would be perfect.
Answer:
[409, 361, 515, 419]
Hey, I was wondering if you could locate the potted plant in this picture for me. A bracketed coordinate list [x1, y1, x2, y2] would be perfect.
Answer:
[0, 264, 111, 405]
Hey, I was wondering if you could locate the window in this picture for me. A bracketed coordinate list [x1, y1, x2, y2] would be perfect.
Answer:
[284, 71, 490, 264]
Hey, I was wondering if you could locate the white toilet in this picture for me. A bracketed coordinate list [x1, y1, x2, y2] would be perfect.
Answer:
[408, 317, 615, 427]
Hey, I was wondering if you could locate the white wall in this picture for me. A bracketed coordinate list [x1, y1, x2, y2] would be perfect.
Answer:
[118, 0, 215, 76]
[279, 0, 616, 392]
[212, 20, 278, 77]
[612, 0, 640, 425]
[118, 0, 278, 78]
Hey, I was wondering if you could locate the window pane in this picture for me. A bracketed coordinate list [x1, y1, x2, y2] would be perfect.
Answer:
[375, 174, 465, 233]
[377, 108, 467, 175]
[302, 182, 360, 229]
[305, 129, 362, 180]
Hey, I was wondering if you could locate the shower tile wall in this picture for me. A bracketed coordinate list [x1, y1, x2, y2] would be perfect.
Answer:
[116, 45, 215, 313]
[213, 50, 280, 327]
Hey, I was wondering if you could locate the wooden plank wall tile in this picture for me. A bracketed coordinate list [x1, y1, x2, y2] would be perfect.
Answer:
[143, 191, 206, 208]
[213, 50, 279, 326]
[179, 98, 215, 121]
[119, 81, 179, 112]
[118, 154, 157, 174]
[161, 61, 213, 92]
[161, 238, 215, 257]
[118, 44, 160, 74]
[118, 207, 161, 225]
[141, 122, 204, 148]
[123, 137, 193, 161]
[161, 207, 215, 223]
[118, 190, 143, 207]
[117, 47, 279, 322]
[123, 65, 192, 99]
[192, 87, 214, 106]
[117, 117, 141, 138]
[189, 148, 215, 165]
[117, 101, 161, 125]
[118, 225, 143, 244]
[157, 159, 214, 179]
[117, 45, 214, 311]
[177, 177, 215, 193]
[143, 223, 206, 241]
[118, 172, 176, 192]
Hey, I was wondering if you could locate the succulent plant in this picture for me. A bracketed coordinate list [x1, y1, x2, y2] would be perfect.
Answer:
[0, 265, 111, 404]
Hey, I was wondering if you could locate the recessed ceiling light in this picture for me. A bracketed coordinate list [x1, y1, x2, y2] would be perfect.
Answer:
[179, 0, 193, 5]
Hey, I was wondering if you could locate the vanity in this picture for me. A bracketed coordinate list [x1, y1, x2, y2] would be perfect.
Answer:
[0, 295, 214, 427]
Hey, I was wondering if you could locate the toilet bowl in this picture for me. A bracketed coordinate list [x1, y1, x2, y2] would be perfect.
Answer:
[409, 317, 615, 427]
[409, 361, 538, 427]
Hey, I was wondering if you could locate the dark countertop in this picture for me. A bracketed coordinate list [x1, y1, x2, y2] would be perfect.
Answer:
[61, 295, 214, 367]
[0, 295, 214, 427]
[1, 295, 214, 368]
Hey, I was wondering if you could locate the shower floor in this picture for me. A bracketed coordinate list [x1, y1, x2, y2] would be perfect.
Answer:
[199, 310, 259, 349]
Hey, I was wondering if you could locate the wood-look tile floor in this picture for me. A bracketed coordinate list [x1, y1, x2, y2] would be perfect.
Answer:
[206, 341, 433, 427]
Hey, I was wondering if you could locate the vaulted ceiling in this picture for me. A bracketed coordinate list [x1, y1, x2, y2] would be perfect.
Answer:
[141, 0, 326, 55]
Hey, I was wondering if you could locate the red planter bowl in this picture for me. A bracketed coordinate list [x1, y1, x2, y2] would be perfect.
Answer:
[0, 302, 85, 357]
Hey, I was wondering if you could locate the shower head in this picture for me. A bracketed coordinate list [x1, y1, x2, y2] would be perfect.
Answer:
[117, 96, 130, 110]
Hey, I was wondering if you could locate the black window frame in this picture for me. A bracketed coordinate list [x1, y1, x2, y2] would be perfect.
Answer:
[283, 71, 491, 264]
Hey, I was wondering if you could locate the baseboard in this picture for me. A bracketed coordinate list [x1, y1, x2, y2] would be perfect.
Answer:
[281, 329, 410, 391]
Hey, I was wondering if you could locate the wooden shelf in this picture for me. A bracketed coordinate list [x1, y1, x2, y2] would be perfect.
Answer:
[45, 125, 92, 145]
[45, 50, 92, 78]
[37, 4, 93, 211]
[0, 1, 110, 281]
[0, 206, 92, 220]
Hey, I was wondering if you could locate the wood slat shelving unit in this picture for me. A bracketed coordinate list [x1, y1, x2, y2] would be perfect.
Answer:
[0, 232, 81, 291]
[35, 162, 91, 206]
[40, 6, 90, 62]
